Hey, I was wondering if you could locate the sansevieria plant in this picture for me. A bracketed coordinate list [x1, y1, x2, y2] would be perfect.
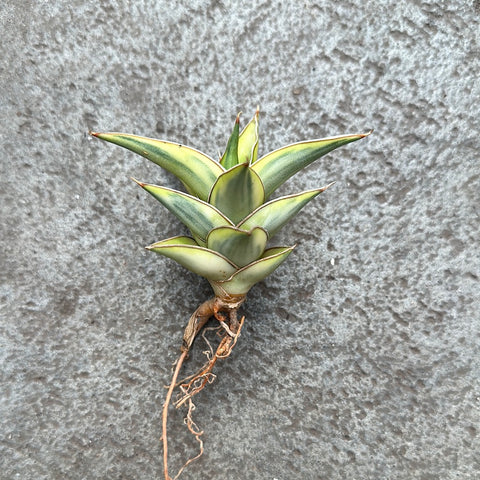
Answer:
[91, 110, 370, 479]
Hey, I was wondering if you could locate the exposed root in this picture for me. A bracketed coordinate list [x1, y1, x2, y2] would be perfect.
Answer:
[162, 349, 187, 480]
[175, 315, 244, 408]
[172, 398, 204, 480]
[173, 326, 218, 387]
[218, 320, 235, 337]
[161, 296, 246, 480]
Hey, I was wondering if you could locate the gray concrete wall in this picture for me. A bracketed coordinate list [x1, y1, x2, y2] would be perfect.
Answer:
[1, 1, 479, 479]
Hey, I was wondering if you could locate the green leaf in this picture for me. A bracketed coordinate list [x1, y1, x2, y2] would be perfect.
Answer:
[206, 226, 268, 268]
[238, 109, 259, 165]
[208, 163, 265, 224]
[220, 114, 240, 169]
[147, 236, 238, 281]
[210, 246, 295, 296]
[133, 180, 233, 246]
[91, 132, 224, 201]
[238, 183, 334, 238]
[251, 132, 371, 198]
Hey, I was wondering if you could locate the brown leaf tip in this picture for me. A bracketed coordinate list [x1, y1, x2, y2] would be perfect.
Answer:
[130, 177, 145, 187]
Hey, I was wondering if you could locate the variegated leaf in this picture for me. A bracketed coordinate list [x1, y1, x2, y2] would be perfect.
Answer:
[251, 132, 371, 198]
[210, 246, 295, 296]
[133, 180, 233, 246]
[206, 226, 268, 267]
[208, 163, 265, 224]
[91, 132, 224, 200]
[220, 114, 240, 169]
[147, 236, 238, 281]
[238, 109, 259, 165]
[238, 183, 334, 238]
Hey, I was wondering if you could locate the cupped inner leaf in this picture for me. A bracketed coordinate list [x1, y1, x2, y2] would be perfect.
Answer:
[134, 180, 233, 246]
[206, 226, 268, 268]
[208, 163, 265, 224]
[238, 183, 334, 239]
[210, 246, 296, 296]
[220, 115, 240, 169]
[92, 132, 224, 201]
[147, 236, 238, 281]
[252, 132, 371, 198]
[238, 109, 259, 165]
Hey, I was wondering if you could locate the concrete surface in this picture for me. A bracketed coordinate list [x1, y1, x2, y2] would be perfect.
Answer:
[1, 1, 479, 479]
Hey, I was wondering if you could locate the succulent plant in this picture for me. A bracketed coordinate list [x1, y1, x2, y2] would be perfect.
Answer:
[91, 111, 370, 479]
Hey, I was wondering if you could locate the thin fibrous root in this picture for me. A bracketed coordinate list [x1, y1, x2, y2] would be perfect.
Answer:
[175, 316, 245, 408]
[162, 349, 188, 480]
[173, 326, 219, 387]
[172, 398, 204, 480]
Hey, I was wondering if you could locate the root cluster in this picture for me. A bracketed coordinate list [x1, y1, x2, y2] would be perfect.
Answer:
[162, 296, 245, 480]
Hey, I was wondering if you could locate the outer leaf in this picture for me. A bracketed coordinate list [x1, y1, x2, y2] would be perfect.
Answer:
[220, 114, 240, 169]
[133, 180, 233, 246]
[206, 226, 268, 268]
[208, 163, 265, 224]
[147, 236, 238, 281]
[238, 108, 259, 165]
[238, 183, 334, 238]
[210, 246, 296, 296]
[251, 132, 371, 198]
[91, 132, 224, 200]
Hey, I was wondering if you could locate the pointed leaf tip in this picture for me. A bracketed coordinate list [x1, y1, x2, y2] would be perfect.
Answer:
[252, 132, 370, 198]
[130, 177, 145, 187]
[238, 109, 260, 165]
[91, 132, 223, 200]
[239, 185, 334, 238]
[220, 115, 241, 169]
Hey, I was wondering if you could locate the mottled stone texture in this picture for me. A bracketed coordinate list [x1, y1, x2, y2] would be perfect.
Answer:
[1, 1, 479, 479]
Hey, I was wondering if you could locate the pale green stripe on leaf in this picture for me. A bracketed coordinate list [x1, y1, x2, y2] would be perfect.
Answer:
[91, 132, 224, 201]
[206, 226, 268, 268]
[238, 183, 334, 238]
[251, 132, 371, 198]
[211, 246, 295, 295]
[134, 180, 233, 246]
[208, 163, 265, 224]
[147, 236, 238, 281]
[238, 109, 259, 165]
[153, 236, 198, 246]
[220, 114, 240, 169]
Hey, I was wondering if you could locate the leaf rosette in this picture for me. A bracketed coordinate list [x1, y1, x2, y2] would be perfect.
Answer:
[92, 111, 370, 297]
